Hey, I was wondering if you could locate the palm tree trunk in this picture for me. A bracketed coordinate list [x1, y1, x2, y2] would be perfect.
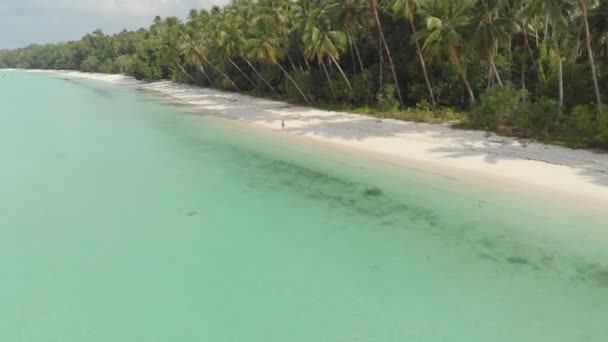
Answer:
[409, 16, 437, 110]
[287, 54, 297, 71]
[523, 26, 538, 69]
[229, 57, 257, 89]
[544, 13, 549, 43]
[353, 42, 365, 73]
[176, 61, 195, 82]
[556, 42, 564, 122]
[573, 24, 583, 63]
[347, 30, 357, 74]
[490, 54, 503, 87]
[452, 53, 475, 105]
[521, 51, 526, 90]
[276, 63, 311, 104]
[205, 59, 241, 92]
[295, 53, 304, 72]
[303, 55, 312, 71]
[580, 0, 603, 117]
[244, 58, 275, 92]
[521, 26, 533, 91]
[196, 62, 214, 86]
[487, 64, 494, 89]
[370, 0, 404, 107]
[329, 55, 352, 91]
[321, 60, 335, 95]
[377, 37, 383, 89]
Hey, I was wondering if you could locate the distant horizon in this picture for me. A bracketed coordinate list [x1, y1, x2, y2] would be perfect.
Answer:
[0, 0, 229, 49]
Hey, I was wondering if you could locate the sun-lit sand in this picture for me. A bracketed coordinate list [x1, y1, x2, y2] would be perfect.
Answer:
[10, 69, 608, 206]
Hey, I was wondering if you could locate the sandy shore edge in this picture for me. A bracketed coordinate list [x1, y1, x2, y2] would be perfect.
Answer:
[7, 68, 608, 207]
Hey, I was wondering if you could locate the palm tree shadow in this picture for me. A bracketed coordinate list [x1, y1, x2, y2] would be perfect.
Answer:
[430, 141, 608, 187]
[138, 80, 608, 189]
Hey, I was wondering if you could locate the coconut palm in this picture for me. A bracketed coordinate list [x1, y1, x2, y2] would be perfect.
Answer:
[388, 0, 437, 109]
[216, 21, 258, 89]
[330, 0, 367, 73]
[470, 0, 520, 88]
[369, 0, 405, 107]
[157, 17, 196, 82]
[302, 4, 353, 91]
[179, 31, 214, 85]
[224, 0, 276, 91]
[415, 0, 477, 105]
[245, 17, 311, 104]
[577, 0, 603, 116]
[185, 15, 242, 92]
[589, 0, 608, 62]
[521, 0, 569, 119]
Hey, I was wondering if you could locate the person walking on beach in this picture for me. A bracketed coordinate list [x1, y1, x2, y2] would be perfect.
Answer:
[281, 119, 285, 130]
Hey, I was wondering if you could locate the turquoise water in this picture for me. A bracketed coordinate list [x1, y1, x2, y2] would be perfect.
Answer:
[1, 71, 607, 341]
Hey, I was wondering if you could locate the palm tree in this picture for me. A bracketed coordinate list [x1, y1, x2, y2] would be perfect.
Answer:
[522, 0, 569, 120]
[302, 4, 353, 91]
[217, 21, 259, 90]
[245, 17, 311, 104]
[369, 0, 405, 107]
[330, 0, 367, 73]
[388, 0, 437, 109]
[225, 0, 276, 91]
[577, 0, 603, 116]
[179, 32, 214, 86]
[185, 12, 243, 92]
[470, 0, 520, 88]
[589, 0, 608, 62]
[157, 17, 196, 82]
[415, 0, 477, 105]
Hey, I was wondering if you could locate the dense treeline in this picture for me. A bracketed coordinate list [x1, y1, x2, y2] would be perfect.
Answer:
[1, 0, 608, 148]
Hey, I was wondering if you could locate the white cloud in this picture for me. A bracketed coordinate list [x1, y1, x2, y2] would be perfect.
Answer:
[0, 0, 230, 48]
[32, 0, 227, 18]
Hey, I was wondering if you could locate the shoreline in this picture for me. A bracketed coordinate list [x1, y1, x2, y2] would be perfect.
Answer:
[7, 68, 608, 208]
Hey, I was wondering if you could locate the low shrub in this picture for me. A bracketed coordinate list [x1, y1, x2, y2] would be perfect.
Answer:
[516, 98, 557, 137]
[351, 70, 377, 106]
[285, 70, 314, 103]
[376, 84, 400, 112]
[469, 84, 519, 130]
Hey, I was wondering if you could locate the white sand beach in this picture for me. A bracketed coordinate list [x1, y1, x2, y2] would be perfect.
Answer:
[11, 69, 608, 206]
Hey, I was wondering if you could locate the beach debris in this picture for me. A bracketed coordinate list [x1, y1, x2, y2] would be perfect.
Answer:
[595, 270, 608, 286]
[363, 187, 383, 197]
[506, 256, 530, 265]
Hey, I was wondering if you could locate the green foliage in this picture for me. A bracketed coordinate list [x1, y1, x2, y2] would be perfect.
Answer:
[98, 59, 117, 74]
[80, 55, 100, 72]
[114, 55, 135, 74]
[560, 104, 608, 148]
[516, 98, 557, 137]
[130, 56, 162, 80]
[470, 84, 519, 130]
[285, 70, 314, 102]
[351, 70, 377, 106]
[325, 74, 353, 103]
[376, 84, 400, 111]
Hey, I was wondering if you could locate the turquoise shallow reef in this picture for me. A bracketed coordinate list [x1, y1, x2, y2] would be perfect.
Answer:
[1, 71, 607, 342]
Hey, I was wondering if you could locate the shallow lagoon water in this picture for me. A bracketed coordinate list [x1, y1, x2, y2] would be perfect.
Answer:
[1, 71, 607, 341]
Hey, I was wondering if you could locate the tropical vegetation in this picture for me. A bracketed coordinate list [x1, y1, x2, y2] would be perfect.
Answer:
[1, 0, 607, 148]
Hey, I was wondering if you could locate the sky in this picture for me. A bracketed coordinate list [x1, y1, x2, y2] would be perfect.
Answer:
[0, 0, 229, 49]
